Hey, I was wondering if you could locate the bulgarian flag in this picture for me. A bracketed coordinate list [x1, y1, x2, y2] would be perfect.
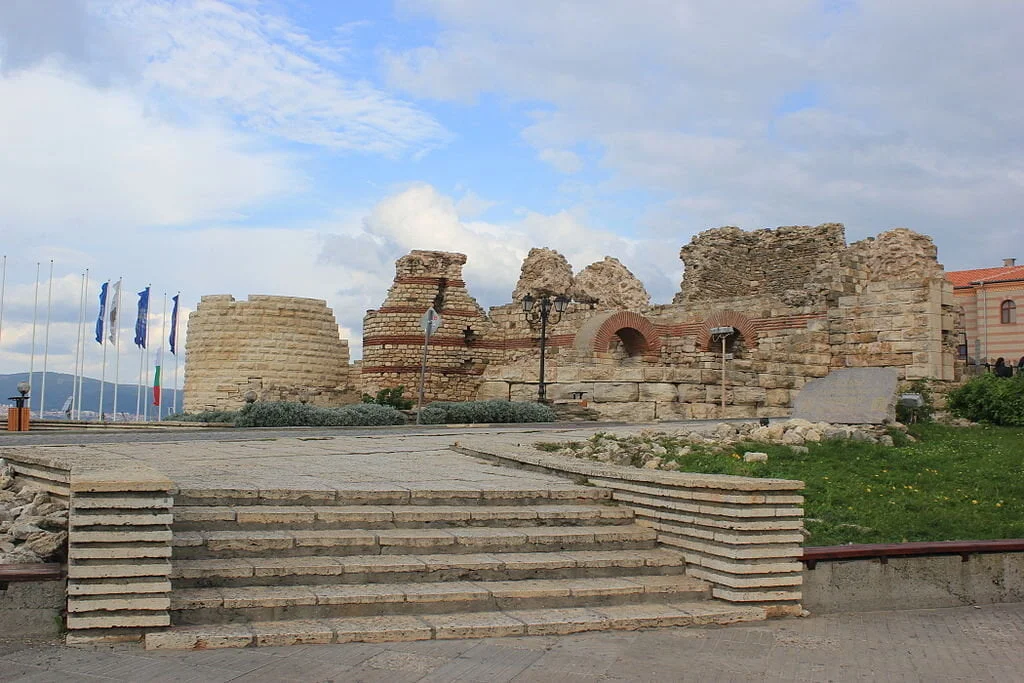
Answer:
[152, 360, 162, 407]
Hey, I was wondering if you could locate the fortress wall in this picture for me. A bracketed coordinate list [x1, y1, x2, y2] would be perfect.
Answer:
[183, 295, 353, 412]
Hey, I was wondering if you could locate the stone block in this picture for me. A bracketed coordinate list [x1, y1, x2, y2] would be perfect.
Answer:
[475, 381, 510, 400]
[639, 383, 678, 402]
[792, 367, 898, 424]
[593, 382, 639, 402]
[593, 402, 656, 422]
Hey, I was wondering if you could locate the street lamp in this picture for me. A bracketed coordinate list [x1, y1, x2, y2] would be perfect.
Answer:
[522, 293, 570, 402]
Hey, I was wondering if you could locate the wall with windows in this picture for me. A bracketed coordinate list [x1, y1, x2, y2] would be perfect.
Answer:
[953, 281, 1024, 367]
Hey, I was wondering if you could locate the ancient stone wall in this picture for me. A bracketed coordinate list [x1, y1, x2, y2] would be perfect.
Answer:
[468, 223, 960, 421]
[183, 295, 355, 412]
[361, 251, 502, 402]
[675, 223, 846, 306]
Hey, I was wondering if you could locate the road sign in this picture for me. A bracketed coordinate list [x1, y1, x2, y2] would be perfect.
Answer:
[420, 307, 442, 337]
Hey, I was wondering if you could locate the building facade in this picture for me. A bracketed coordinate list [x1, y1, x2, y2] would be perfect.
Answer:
[947, 259, 1024, 367]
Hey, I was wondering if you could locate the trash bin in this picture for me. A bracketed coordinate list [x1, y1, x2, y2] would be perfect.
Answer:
[7, 406, 30, 432]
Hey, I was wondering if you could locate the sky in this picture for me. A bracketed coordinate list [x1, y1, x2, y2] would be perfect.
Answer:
[1, 0, 1022, 388]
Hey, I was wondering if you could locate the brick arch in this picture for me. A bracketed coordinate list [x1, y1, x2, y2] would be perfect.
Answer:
[584, 311, 662, 360]
[695, 311, 758, 351]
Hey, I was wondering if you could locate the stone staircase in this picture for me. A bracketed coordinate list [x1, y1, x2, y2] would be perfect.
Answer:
[145, 485, 766, 649]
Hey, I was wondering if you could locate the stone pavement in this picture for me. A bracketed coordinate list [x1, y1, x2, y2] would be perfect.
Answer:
[2, 602, 1021, 681]
[0, 425, 673, 494]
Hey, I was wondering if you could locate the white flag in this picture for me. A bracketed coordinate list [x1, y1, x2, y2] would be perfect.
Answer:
[108, 280, 121, 344]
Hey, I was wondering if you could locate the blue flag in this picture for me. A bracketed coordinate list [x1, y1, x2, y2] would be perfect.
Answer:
[169, 294, 180, 355]
[95, 282, 108, 344]
[134, 287, 150, 348]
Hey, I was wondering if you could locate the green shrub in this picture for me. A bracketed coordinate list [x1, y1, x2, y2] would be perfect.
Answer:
[947, 373, 1024, 426]
[895, 378, 935, 424]
[361, 386, 414, 410]
[418, 400, 556, 425]
[233, 401, 406, 427]
[165, 410, 238, 423]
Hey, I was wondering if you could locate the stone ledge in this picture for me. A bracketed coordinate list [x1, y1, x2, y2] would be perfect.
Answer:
[452, 440, 804, 492]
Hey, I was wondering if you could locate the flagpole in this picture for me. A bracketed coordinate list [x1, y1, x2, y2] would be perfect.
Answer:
[135, 285, 149, 422]
[77, 269, 89, 420]
[111, 278, 123, 421]
[0, 255, 7, 348]
[28, 262, 40, 417]
[72, 272, 85, 421]
[98, 280, 110, 421]
[172, 291, 181, 415]
[143, 287, 151, 422]
[157, 293, 167, 420]
[40, 260, 54, 420]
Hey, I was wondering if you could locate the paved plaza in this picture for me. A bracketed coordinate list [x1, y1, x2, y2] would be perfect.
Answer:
[3, 424, 1023, 680]
[0, 602, 1020, 681]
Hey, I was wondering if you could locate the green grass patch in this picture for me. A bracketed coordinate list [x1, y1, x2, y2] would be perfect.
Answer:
[540, 425, 1024, 546]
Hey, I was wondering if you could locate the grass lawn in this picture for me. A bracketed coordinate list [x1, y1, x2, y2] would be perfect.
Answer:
[541, 425, 1024, 546]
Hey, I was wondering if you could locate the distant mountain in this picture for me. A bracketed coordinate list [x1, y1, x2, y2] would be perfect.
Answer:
[0, 372, 182, 419]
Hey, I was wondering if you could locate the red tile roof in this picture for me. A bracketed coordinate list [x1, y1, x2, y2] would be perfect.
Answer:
[946, 265, 1024, 288]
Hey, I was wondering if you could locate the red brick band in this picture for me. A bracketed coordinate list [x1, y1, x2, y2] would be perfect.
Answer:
[393, 277, 466, 287]
[361, 365, 484, 376]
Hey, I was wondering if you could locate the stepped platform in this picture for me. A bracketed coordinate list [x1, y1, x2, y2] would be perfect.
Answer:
[2, 425, 801, 649]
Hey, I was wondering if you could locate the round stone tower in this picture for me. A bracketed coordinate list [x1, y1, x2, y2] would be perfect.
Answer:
[183, 295, 354, 412]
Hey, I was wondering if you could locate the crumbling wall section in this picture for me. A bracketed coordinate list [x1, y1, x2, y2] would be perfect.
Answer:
[183, 295, 354, 412]
[362, 250, 500, 402]
[831, 230, 957, 380]
[675, 223, 846, 306]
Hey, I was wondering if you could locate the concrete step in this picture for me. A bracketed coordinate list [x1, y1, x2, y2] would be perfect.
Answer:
[169, 575, 711, 624]
[145, 601, 767, 650]
[171, 525, 659, 560]
[173, 503, 634, 531]
[170, 548, 687, 588]
[174, 487, 613, 508]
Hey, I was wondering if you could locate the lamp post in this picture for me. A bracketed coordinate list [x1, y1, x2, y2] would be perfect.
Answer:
[522, 293, 570, 403]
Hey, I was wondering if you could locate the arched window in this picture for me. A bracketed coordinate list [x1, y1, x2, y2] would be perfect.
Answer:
[1001, 300, 1016, 324]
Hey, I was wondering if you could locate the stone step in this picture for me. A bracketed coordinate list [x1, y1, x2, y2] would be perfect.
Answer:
[169, 575, 711, 624]
[171, 525, 659, 560]
[174, 486, 613, 508]
[145, 601, 767, 650]
[173, 503, 634, 531]
[170, 548, 687, 588]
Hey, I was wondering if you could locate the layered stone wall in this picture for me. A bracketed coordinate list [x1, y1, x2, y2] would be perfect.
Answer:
[465, 223, 961, 420]
[183, 295, 355, 412]
[675, 224, 847, 306]
[361, 251, 502, 402]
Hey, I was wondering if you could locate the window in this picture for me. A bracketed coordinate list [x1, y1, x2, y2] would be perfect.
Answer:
[1001, 300, 1017, 324]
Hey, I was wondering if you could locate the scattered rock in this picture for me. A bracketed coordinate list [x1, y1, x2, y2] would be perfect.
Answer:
[743, 452, 768, 463]
[0, 468, 68, 564]
[790, 445, 810, 455]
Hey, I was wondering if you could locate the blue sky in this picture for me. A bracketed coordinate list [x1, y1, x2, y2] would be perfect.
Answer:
[1, 0, 1023, 384]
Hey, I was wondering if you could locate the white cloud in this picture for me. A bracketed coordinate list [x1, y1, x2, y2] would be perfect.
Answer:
[386, 0, 1024, 269]
[107, 0, 448, 155]
[0, 64, 300, 232]
[538, 148, 583, 174]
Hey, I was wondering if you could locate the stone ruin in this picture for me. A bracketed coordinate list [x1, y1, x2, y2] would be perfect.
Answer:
[183, 295, 358, 412]
[362, 224, 960, 420]
[183, 223, 962, 420]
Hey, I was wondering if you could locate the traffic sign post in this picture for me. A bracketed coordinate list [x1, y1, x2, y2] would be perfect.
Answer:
[416, 307, 443, 423]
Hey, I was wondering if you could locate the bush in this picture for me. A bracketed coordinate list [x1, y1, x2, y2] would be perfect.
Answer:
[232, 401, 407, 428]
[361, 386, 414, 410]
[418, 400, 557, 425]
[895, 378, 935, 424]
[947, 373, 1024, 426]
[165, 410, 238, 423]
